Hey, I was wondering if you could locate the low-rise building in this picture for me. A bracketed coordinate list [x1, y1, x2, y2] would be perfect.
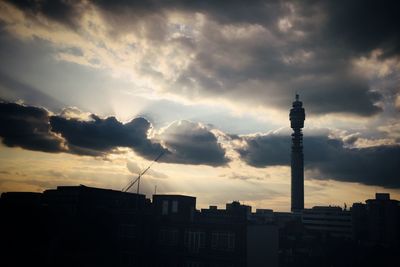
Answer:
[152, 196, 278, 267]
[301, 206, 352, 239]
[352, 193, 400, 246]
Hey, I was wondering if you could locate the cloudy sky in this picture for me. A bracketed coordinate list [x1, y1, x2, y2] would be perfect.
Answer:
[1, 0, 399, 211]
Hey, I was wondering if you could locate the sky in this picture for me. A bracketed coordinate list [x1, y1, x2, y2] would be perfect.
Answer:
[0, 0, 399, 211]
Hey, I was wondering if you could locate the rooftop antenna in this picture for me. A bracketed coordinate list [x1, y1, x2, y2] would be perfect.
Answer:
[122, 151, 165, 210]
[122, 150, 165, 194]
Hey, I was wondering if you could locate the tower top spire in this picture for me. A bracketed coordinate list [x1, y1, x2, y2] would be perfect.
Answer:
[290, 92, 305, 129]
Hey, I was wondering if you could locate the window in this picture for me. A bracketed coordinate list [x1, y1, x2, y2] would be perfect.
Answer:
[185, 261, 202, 267]
[119, 224, 137, 239]
[120, 252, 135, 266]
[159, 228, 179, 246]
[211, 232, 235, 251]
[172, 200, 179, 213]
[162, 200, 169, 215]
[184, 230, 205, 253]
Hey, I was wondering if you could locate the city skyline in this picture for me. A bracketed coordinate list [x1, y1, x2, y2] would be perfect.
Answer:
[1, 0, 400, 211]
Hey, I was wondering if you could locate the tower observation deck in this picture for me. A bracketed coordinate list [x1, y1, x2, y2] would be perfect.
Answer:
[289, 94, 305, 212]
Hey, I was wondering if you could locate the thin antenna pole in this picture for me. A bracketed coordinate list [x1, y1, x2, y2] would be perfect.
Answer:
[136, 175, 141, 210]
[122, 150, 165, 193]
[137, 176, 141, 195]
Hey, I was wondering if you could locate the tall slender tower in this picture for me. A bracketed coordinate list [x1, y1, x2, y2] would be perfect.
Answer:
[289, 93, 305, 212]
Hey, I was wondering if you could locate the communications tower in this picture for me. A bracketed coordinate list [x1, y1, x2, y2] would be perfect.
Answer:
[289, 93, 305, 212]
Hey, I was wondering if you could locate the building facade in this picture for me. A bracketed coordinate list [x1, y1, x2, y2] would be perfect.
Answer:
[1, 186, 279, 267]
[301, 206, 352, 239]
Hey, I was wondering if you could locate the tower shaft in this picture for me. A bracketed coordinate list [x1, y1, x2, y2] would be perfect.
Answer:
[289, 94, 305, 212]
[291, 130, 304, 211]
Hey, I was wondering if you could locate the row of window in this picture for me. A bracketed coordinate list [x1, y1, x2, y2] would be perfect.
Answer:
[162, 200, 179, 215]
[119, 224, 137, 239]
[302, 216, 351, 222]
[185, 261, 235, 267]
[159, 228, 236, 252]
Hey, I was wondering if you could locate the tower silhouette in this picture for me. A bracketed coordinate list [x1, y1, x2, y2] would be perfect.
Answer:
[289, 93, 305, 212]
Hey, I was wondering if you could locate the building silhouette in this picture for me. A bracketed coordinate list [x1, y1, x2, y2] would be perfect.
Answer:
[1, 187, 400, 266]
[352, 193, 400, 246]
[302, 206, 352, 239]
[289, 93, 305, 211]
[1, 185, 279, 267]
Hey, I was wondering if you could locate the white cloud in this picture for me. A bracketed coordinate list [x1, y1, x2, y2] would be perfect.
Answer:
[353, 49, 400, 78]
[396, 94, 400, 111]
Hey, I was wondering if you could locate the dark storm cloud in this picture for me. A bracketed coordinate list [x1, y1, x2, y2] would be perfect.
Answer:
[0, 101, 66, 152]
[0, 102, 228, 166]
[94, 0, 387, 116]
[50, 116, 229, 166]
[92, 0, 282, 26]
[0, 101, 164, 157]
[50, 115, 166, 158]
[305, 137, 400, 189]
[159, 121, 229, 166]
[90, 0, 400, 55]
[5, 0, 399, 116]
[238, 133, 400, 188]
[36, 0, 276, 23]
[322, 0, 400, 58]
[301, 77, 382, 116]
[237, 135, 290, 167]
[6, 0, 81, 27]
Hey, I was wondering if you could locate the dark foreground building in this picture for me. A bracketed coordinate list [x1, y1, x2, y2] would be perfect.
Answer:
[1, 185, 278, 267]
[152, 195, 278, 267]
[352, 193, 400, 246]
[1, 185, 152, 267]
[2, 186, 399, 267]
